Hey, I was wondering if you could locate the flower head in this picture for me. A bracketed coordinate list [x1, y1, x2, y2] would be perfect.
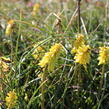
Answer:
[5, 20, 14, 36]
[71, 34, 85, 54]
[98, 47, 109, 65]
[39, 43, 62, 72]
[74, 45, 91, 68]
[5, 91, 17, 109]
[32, 3, 40, 15]
[74, 34, 85, 48]
[32, 45, 45, 60]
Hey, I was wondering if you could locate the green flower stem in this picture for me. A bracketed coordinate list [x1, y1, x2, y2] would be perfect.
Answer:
[74, 63, 82, 109]
[100, 65, 105, 90]
[98, 65, 106, 109]
[74, 64, 82, 86]
[41, 70, 47, 109]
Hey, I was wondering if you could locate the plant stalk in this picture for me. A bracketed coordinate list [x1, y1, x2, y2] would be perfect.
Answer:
[77, 0, 81, 33]
[41, 71, 46, 109]
[100, 65, 105, 90]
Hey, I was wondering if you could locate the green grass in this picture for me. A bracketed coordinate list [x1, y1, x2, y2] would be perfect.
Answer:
[0, 0, 109, 109]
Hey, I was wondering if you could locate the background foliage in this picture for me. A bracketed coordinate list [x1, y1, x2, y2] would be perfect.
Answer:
[0, 0, 109, 109]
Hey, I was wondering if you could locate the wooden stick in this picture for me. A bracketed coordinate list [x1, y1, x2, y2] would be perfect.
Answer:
[77, 0, 81, 33]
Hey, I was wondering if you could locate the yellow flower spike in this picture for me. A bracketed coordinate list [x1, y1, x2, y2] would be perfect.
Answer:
[71, 34, 85, 54]
[38, 43, 62, 109]
[98, 47, 109, 65]
[5, 20, 14, 36]
[8, 20, 14, 25]
[5, 91, 17, 109]
[39, 43, 62, 72]
[74, 34, 85, 49]
[32, 3, 40, 16]
[32, 46, 45, 60]
[74, 45, 91, 68]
